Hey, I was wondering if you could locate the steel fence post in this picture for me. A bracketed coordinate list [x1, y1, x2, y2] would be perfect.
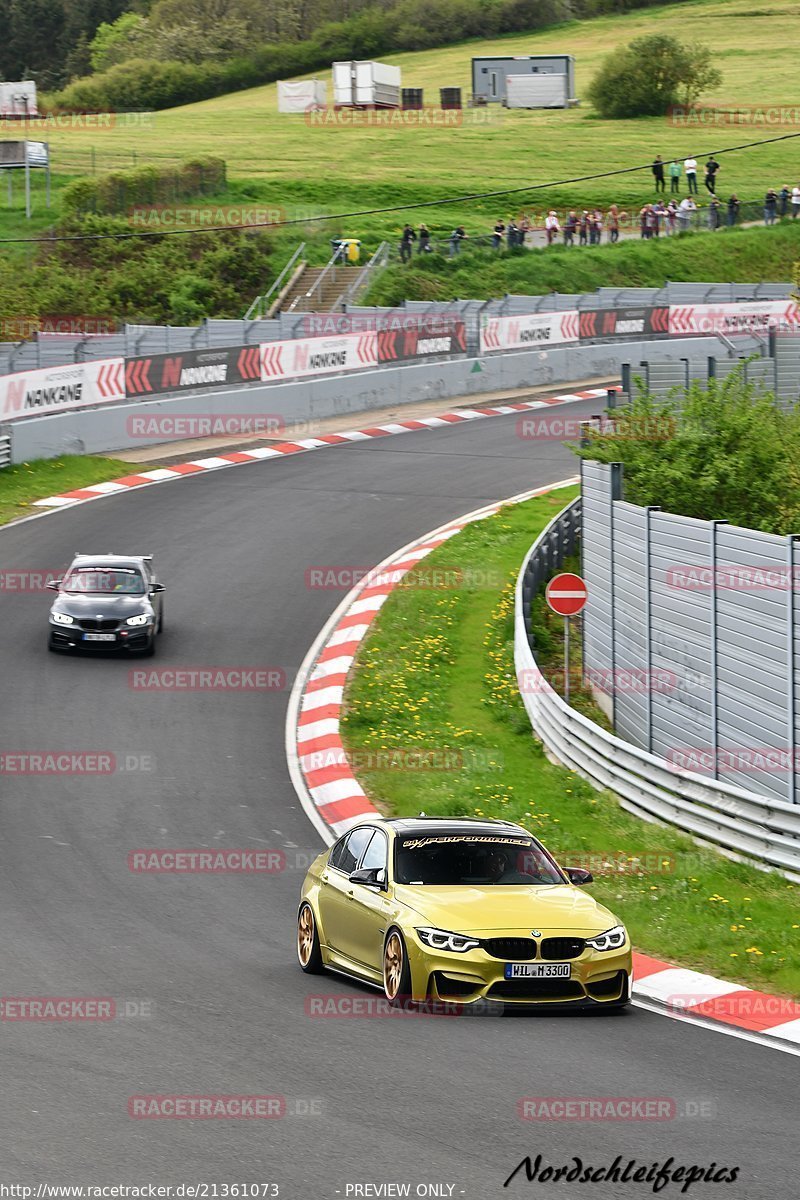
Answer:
[609, 463, 624, 729]
[789, 535, 798, 804]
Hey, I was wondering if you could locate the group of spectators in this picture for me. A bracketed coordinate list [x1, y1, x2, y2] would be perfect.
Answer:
[395, 172, 800, 258]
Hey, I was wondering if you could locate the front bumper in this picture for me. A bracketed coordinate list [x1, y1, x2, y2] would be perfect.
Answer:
[407, 936, 632, 1008]
[49, 620, 155, 652]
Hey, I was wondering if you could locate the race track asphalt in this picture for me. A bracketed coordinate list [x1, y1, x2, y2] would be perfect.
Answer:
[0, 400, 794, 1198]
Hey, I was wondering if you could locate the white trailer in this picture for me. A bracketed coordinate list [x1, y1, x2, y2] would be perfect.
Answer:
[277, 79, 327, 113]
[505, 73, 570, 109]
[332, 61, 401, 107]
[0, 81, 38, 117]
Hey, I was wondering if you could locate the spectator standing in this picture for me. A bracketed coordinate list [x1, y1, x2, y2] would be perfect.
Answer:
[607, 204, 620, 243]
[764, 189, 778, 225]
[669, 159, 682, 193]
[666, 198, 678, 235]
[654, 199, 669, 235]
[564, 211, 577, 246]
[652, 155, 666, 193]
[418, 223, 431, 253]
[492, 219, 506, 250]
[684, 156, 698, 194]
[707, 197, 721, 230]
[400, 223, 416, 262]
[589, 209, 603, 244]
[704, 156, 720, 194]
[677, 195, 696, 232]
[519, 214, 532, 246]
[579, 210, 589, 246]
[545, 210, 560, 245]
[507, 219, 519, 249]
[726, 194, 740, 226]
[779, 186, 791, 218]
[449, 226, 467, 256]
[792, 186, 800, 219]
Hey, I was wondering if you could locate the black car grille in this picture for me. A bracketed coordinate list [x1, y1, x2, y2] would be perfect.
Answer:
[488, 979, 584, 1001]
[586, 971, 626, 1000]
[482, 937, 537, 961]
[541, 937, 585, 960]
[78, 618, 119, 631]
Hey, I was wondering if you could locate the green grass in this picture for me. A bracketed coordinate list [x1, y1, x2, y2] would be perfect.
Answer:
[367, 220, 800, 303]
[0, 456, 133, 526]
[21, 0, 800, 264]
[341, 488, 800, 997]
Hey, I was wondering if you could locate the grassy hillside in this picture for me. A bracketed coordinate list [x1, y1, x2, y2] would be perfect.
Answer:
[29, 0, 800, 248]
[368, 221, 800, 304]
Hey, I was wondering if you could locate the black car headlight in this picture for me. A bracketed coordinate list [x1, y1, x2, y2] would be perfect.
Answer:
[416, 926, 480, 953]
[52, 612, 74, 625]
[586, 925, 627, 952]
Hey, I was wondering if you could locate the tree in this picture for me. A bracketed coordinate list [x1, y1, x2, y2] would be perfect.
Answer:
[587, 33, 721, 119]
[90, 12, 150, 71]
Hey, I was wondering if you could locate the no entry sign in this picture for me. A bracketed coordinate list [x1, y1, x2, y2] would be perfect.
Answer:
[546, 572, 588, 617]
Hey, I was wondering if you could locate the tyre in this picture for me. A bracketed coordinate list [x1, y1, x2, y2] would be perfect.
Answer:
[383, 928, 412, 1007]
[297, 902, 325, 974]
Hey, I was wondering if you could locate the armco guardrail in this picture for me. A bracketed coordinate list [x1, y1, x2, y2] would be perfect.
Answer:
[1, 280, 794, 378]
[0, 430, 10, 468]
[515, 497, 800, 880]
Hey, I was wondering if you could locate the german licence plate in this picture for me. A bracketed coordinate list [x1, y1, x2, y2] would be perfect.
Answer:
[504, 962, 571, 979]
[84, 632, 116, 642]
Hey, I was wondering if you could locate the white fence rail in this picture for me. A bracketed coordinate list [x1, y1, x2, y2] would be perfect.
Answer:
[515, 498, 800, 881]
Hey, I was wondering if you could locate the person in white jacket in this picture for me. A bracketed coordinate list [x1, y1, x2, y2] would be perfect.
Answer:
[545, 210, 560, 245]
[792, 186, 800, 219]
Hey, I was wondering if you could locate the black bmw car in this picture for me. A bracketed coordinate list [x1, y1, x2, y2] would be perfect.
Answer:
[47, 554, 165, 656]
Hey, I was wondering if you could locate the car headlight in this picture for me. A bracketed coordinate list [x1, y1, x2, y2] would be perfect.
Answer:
[416, 926, 480, 953]
[52, 612, 74, 625]
[126, 613, 150, 626]
[586, 925, 627, 952]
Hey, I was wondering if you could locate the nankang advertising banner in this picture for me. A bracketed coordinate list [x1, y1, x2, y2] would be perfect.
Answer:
[377, 320, 466, 363]
[260, 333, 378, 380]
[480, 311, 579, 353]
[0, 358, 124, 422]
[579, 307, 670, 341]
[125, 346, 261, 399]
[669, 301, 800, 337]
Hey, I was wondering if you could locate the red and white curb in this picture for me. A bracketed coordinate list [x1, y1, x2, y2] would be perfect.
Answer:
[28, 387, 612, 510]
[286, 482, 800, 1053]
[286, 480, 578, 843]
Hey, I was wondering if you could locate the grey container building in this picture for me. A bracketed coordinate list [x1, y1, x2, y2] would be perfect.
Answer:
[471, 55, 576, 106]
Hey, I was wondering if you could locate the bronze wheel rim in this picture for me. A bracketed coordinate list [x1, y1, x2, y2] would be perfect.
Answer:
[297, 905, 315, 966]
[384, 932, 403, 1000]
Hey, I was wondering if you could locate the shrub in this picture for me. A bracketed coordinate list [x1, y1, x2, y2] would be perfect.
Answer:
[61, 158, 227, 216]
[587, 34, 722, 119]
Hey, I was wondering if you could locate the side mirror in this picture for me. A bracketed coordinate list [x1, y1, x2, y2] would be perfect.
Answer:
[349, 866, 388, 891]
[150, 583, 165, 593]
[565, 867, 593, 885]
[46, 580, 61, 591]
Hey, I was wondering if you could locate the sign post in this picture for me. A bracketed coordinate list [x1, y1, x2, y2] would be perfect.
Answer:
[545, 572, 588, 703]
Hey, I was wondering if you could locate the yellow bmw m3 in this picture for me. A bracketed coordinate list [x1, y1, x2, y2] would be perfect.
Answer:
[297, 817, 632, 1009]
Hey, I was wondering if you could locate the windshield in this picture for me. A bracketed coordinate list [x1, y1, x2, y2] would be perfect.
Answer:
[62, 568, 145, 595]
[394, 833, 565, 886]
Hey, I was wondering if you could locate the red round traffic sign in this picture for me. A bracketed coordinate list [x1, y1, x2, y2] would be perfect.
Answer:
[545, 572, 588, 617]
